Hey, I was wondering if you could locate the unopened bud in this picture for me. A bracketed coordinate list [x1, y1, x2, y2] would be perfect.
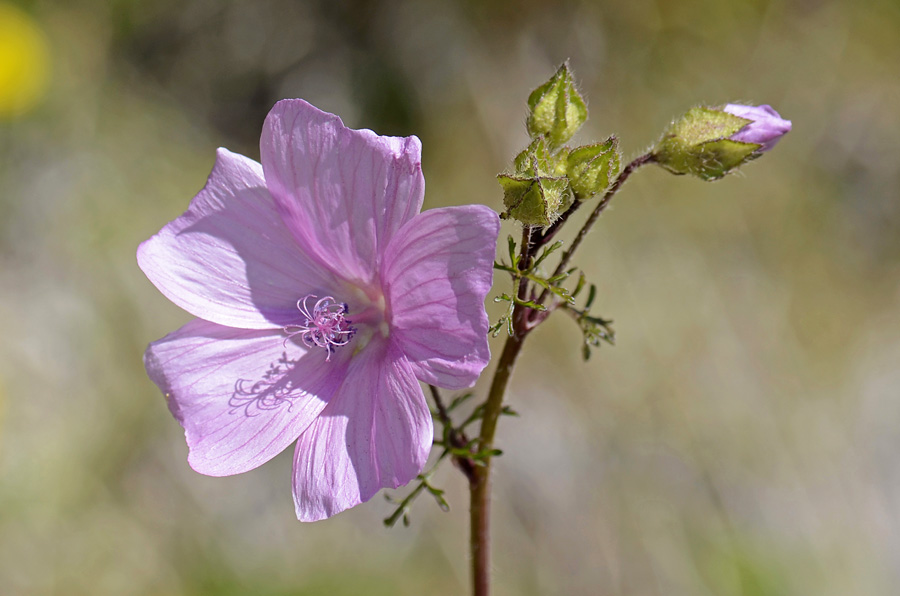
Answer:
[652, 104, 790, 181]
[566, 137, 620, 200]
[526, 63, 588, 148]
[498, 174, 568, 227]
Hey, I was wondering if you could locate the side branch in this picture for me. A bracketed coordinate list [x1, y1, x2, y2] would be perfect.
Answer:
[532, 152, 654, 314]
[552, 152, 654, 278]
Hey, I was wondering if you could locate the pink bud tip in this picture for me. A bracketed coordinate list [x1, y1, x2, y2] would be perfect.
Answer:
[723, 104, 792, 152]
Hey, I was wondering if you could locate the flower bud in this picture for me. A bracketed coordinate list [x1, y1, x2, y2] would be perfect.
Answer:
[722, 104, 792, 152]
[526, 63, 588, 148]
[498, 174, 568, 227]
[566, 137, 620, 200]
[652, 104, 790, 181]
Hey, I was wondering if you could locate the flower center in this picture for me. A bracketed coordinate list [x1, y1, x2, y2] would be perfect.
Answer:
[284, 295, 356, 360]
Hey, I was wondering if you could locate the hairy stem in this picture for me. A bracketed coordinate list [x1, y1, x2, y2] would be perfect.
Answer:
[470, 226, 535, 596]
[467, 153, 652, 592]
[553, 152, 654, 277]
[470, 330, 526, 596]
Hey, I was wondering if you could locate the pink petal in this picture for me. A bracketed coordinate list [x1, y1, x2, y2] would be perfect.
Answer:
[137, 148, 338, 329]
[723, 103, 792, 153]
[260, 100, 424, 283]
[144, 318, 350, 476]
[291, 339, 431, 521]
[381, 206, 500, 389]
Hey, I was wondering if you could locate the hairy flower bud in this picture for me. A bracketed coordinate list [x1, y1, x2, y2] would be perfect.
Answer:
[566, 137, 620, 200]
[652, 104, 791, 181]
[526, 63, 588, 148]
[498, 174, 568, 227]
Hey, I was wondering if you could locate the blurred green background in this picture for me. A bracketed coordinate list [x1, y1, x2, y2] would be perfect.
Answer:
[2, 0, 899, 594]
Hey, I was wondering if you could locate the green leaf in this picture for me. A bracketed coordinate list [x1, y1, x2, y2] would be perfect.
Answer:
[547, 269, 575, 284]
[525, 272, 574, 304]
[507, 235, 518, 267]
[572, 271, 587, 298]
[584, 283, 597, 310]
[472, 448, 503, 462]
[424, 481, 450, 512]
[447, 392, 474, 412]
[514, 297, 547, 311]
[532, 240, 564, 270]
[384, 452, 454, 528]
[488, 319, 505, 337]
[500, 405, 520, 417]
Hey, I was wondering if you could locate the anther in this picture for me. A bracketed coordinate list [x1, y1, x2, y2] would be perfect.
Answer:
[283, 295, 356, 360]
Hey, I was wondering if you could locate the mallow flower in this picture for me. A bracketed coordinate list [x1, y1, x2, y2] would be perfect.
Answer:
[138, 99, 500, 521]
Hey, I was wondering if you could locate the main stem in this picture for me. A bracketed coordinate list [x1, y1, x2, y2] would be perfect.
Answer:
[470, 330, 526, 596]
[470, 227, 535, 596]
[468, 154, 652, 594]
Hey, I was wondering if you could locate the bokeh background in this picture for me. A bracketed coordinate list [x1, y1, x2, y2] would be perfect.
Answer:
[2, 0, 899, 594]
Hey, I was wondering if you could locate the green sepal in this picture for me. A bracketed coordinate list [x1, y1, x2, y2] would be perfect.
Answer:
[653, 107, 761, 180]
[661, 107, 749, 146]
[526, 63, 588, 148]
[498, 174, 568, 227]
[566, 136, 621, 199]
[513, 137, 567, 177]
[657, 138, 760, 181]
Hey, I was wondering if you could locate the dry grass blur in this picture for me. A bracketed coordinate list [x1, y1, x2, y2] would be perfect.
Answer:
[1, 0, 899, 594]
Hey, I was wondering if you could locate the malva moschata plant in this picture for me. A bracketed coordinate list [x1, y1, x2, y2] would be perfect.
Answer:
[139, 64, 790, 595]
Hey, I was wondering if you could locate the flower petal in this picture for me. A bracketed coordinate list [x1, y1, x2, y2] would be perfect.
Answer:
[382, 205, 500, 389]
[144, 318, 350, 476]
[723, 103, 792, 153]
[291, 340, 431, 521]
[260, 99, 424, 283]
[137, 148, 337, 329]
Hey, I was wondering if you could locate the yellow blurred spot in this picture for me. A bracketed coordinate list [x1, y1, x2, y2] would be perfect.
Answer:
[0, 2, 50, 118]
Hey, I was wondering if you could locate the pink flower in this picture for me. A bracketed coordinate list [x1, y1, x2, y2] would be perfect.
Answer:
[138, 100, 500, 521]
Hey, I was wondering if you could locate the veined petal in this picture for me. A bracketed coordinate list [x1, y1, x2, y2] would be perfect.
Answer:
[261, 99, 424, 284]
[723, 103, 792, 153]
[144, 318, 350, 476]
[382, 205, 500, 389]
[137, 148, 337, 329]
[292, 340, 431, 521]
